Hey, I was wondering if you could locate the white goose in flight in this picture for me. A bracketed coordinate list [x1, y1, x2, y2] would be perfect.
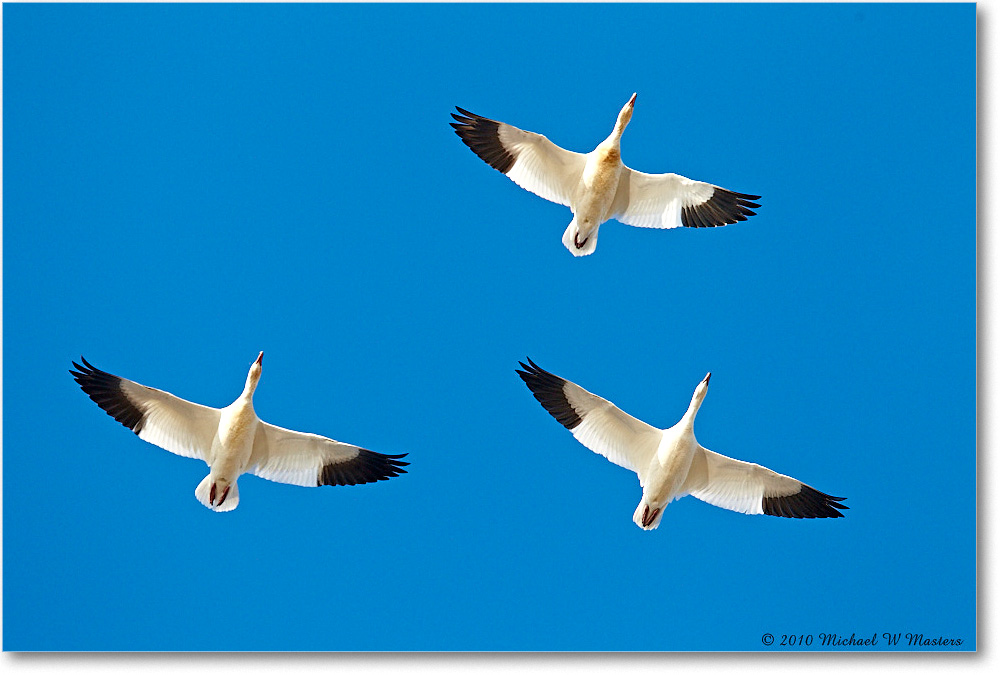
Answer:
[71, 353, 408, 512]
[516, 359, 846, 529]
[452, 94, 761, 256]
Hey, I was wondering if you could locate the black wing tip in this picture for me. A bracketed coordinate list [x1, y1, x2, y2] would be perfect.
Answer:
[452, 107, 484, 126]
[514, 356, 543, 379]
[515, 356, 555, 386]
[452, 105, 492, 122]
[515, 358, 582, 431]
[763, 484, 848, 519]
[451, 106, 490, 130]
[69, 355, 98, 377]
[318, 449, 410, 487]
[70, 356, 146, 434]
[681, 188, 762, 228]
[70, 355, 104, 385]
[451, 105, 516, 175]
[70, 355, 108, 385]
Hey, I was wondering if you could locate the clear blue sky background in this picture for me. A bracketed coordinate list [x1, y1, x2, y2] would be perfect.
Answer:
[3, 3, 974, 651]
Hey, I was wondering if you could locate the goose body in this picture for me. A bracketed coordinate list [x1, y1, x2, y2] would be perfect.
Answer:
[516, 359, 846, 529]
[71, 353, 408, 512]
[452, 94, 761, 256]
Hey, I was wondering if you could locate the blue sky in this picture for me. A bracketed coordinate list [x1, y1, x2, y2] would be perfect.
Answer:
[3, 3, 974, 652]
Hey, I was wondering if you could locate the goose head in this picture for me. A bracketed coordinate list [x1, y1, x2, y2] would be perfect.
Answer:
[244, 351, 263, 396]
[613, 92, 637, 136]
[685, 372, 711, 418]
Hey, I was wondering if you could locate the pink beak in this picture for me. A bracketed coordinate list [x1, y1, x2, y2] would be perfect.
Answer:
[255, 352, 263, 366]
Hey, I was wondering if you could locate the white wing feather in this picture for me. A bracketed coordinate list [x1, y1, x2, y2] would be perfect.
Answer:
[563, 381, 662, 482]
[125, 381, 221, 462]
[518, 360, 662, 485]
[613, 168, 716, 229]
[248, 422, 362, 487]
[681, 446, 803, 515]
[497, 123, 587, 206]
[70, 357, 221, 463]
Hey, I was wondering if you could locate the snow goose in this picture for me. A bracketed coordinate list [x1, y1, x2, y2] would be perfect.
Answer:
[516, 359, 846, 529]
[70, 353, 408, 512]
[452, 94, 761, 256]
